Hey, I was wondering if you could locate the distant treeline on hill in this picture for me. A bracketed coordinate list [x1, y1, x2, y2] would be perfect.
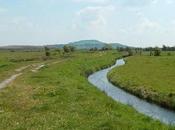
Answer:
[143, 45, 175, 51]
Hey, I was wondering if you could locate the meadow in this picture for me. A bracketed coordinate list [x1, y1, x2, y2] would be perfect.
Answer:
[108, 51, 175, 110]
[0, 50, 65, 82]
[0, 50, 174, 129]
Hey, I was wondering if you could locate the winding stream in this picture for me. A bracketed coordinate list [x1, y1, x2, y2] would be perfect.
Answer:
[88, 59, 175, 125]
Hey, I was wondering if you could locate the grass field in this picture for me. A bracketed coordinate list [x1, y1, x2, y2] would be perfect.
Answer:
[0, 51, 44, 82]
[108, 52, 175, 110]
[0, 50, 174, 129]
[0, 50, 65, 82]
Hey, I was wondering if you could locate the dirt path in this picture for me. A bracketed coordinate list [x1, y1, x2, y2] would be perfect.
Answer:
[31, 64, 45, 72]
[0, 73, 22, 89]
[0, 63, 44, 90]
[0, 59, 67, 90]
[15, 65, 30, 72]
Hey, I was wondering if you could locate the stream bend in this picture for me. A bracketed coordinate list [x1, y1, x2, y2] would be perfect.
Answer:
[88, 59, 175, 125]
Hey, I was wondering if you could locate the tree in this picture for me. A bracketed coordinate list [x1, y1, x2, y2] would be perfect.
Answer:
[150, 51, 153, 56]
[139, 50, 142, 56]
[63, 45, 70, 53]
[102, 44, 112, 51]
[55, 48, 62, 55]
[128, 49, 133, 56]
[126, 47, 133, 56]
[44, 46, 50, 57]
[69, 46, 76, 52]
[154, 47, 161, 56]
[89, 48, 94, 51]
[162, 45, 167, 51]
[167, 52, 171, 56]
[94, 47, 98, 51]
[117, 47, 124, 52]
[89, 47, 98, 52]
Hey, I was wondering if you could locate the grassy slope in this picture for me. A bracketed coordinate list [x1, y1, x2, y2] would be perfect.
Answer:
[0, 51, 173, 130]
[108, 52, 175, 110]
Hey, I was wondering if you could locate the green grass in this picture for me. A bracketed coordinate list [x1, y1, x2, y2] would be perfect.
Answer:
[0, 50, 174, 129]
[0, 51, 45, 82]
[0, 50, 65, 82]
[108, 52, 175, 110]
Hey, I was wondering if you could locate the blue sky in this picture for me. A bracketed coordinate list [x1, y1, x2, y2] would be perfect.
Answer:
[0, 0, 175, 47]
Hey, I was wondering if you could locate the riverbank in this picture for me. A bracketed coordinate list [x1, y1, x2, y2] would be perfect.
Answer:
[108, 54, 175, 110]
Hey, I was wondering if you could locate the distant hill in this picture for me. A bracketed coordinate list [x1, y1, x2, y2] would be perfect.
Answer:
[0, 40, 128, 50]
[50, 40, 128, 49]
[68, 40, 128, 49]
[68, 40, 107, 49]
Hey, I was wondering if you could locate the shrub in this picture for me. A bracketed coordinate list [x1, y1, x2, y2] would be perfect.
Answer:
[154, 47, 161, 56]
[69, 46, 76, 52]
[128, 49, 133, 56]
[63, 45, 70, 53]
[150, 51, 153, 56]
[167, 52, 171, 56]
[44, 46, 50, 57]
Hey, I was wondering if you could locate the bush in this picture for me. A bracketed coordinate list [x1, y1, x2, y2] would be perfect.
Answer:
[44, 46, 50, 57]
[128, 49, 133, 56]
[63, 45, 70, 53]
[89, 47, 98, 52]
[154, 47, 161, 56]
[45, 51, 50, 57]
[167, 52, 171, 56]
[69, 46, 76, 52]
[101, 45, 113, 51]
[150, 51, 153, 56]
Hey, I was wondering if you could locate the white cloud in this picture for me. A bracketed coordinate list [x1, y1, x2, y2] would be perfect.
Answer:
[166, 0, 174, 4]
[116, 0, 156, 7]
[0, 7, 7, 13]
[137, 18, 161, 33]
[77, 5, 115, 25]
[73, 0, 110, 4]
[73, 5, 115, 39]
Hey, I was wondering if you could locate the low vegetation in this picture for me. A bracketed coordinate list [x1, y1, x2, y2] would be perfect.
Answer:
[108, 52, 175, 110]
[0, 50, 173, 129]
[0, 51, 45, 82]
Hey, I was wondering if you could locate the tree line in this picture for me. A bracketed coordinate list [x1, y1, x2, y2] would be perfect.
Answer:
[44, 45, 76, 57]
[89, 44, 113, 52]
[44, 44, 174, 57]
[117, 45, 173, 56]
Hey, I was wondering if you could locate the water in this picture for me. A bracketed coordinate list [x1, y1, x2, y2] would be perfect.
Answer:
[88, 59, 175, 125]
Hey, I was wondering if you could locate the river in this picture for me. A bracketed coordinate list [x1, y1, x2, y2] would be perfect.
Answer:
[88, 59, 175, 125]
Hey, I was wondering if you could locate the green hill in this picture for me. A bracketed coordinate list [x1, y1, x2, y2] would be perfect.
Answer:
[63, 40, 128, 49]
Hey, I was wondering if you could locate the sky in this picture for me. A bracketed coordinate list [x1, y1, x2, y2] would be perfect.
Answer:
[0, 0, 175, 47]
